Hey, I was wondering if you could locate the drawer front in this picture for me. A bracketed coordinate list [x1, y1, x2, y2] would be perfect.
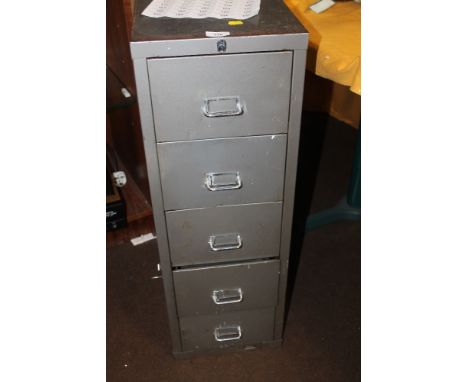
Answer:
[173, 260, 280, 317]
[166, 202, 282, 266]
[157, 135, 287, 211]
[148, 51, 292, 142]
[179, 308, 275, 352]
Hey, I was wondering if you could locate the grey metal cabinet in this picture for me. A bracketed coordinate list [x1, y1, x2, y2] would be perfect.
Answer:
[131, 0, 308, 358]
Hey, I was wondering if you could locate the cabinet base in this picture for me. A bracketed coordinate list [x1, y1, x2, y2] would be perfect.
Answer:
[172, 339, 283, 360]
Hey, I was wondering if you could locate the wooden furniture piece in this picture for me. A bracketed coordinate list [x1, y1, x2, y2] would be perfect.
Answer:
[106, 0, 155, 246]
[130, 0, 308, 358]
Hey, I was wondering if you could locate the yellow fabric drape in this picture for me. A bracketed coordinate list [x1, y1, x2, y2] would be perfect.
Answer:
[285, 0, 361, 95]
[284, 0, 361, 128]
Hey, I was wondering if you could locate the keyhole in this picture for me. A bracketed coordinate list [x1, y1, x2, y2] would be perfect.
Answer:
[217, 39, 227, 52]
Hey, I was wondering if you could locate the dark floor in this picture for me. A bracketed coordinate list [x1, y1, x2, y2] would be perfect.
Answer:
[107, 112, 360, 382]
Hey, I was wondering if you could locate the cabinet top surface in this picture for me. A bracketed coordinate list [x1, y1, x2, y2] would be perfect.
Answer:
[131, 0, 307, 42]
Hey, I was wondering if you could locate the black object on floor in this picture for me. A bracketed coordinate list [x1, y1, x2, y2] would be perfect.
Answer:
[107, 112, 360, 382]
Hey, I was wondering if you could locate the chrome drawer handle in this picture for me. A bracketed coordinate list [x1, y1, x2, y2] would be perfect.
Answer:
[212, 288, 243, 305]
[208, 233, 242, 251]
[204, 171, 242, 191]
[214, 325, 242, 342]
[202, 96, 243, 118]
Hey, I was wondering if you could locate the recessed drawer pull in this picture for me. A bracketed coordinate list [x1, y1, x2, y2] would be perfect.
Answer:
[202, 96, 243, 118]
[204, 171, 242, 191]
[213, 325, 242, 342]
[208, 233, 242, 251]
[212, 288, 243, 305]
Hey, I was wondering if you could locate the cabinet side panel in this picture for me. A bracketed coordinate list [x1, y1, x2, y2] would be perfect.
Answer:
[274, 49, 307, 340]
[132, 57, 183, 353]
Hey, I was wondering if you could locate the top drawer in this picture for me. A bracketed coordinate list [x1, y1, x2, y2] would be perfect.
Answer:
[147, 51, 293, 142]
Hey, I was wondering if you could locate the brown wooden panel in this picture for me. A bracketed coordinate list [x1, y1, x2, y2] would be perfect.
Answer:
[107, 66, 135, 110]
[107, 104, 150, 202]
[107, 0, 136, 94]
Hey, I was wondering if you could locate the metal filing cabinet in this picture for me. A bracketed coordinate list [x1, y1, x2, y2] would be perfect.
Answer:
[130, 0, 308, 358]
